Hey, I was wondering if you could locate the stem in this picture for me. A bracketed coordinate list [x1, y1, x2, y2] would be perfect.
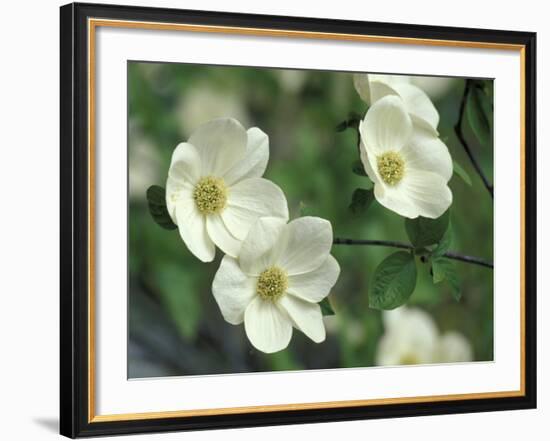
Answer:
[333, 238, 493, 269]
[454, 79, 494, 198]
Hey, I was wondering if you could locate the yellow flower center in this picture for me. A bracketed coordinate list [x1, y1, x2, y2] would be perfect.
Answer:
[256, 266, 288, 301]
[193, 176, 228, 214]
[377, 151, 405, 185]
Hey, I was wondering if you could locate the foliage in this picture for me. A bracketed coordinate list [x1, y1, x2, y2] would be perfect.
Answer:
[466, 80, 493, 147]
[368, 252, 417, 310]
[405, 211, 450, 249]
[146, 185, 177, 230]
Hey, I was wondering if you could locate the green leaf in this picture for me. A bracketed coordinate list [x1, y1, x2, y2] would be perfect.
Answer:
[335, 111, 362, 132]
[405, 210, 450, 248]
[368, 251, 417, 310]
[335, 120, 349, 132]
[432, 257, 461, 301]
[146, 185, 177, 230]
[453, 161, 472, 186]
[466, 84, 492, 147]
[349, 188, 374, 214]
[351, 159, 368, 177]
[319, 297, 335, 316]
[348, 110, 363, 121]
[432, 223, 454, 258]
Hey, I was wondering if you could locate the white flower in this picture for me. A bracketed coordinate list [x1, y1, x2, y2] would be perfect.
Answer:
[275, 70, 308, 94]
[376, 306, 473, 366]
[166, 118, 289, 262]
[212, 216, 341, 353]
[353, 74, 440, 134]
[376, 306, 439, 365]
[435, 331, 473, 363]
[358, 95, 452, 218]
[354, 74, 456, 105]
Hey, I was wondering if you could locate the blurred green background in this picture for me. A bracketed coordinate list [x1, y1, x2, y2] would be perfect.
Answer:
[128, 62, 493, 378]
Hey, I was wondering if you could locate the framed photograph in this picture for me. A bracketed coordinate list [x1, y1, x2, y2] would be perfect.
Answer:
[60, 2, 537, 438]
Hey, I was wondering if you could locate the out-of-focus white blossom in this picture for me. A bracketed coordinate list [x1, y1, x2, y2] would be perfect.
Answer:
[376, 306, 473, 366]
[129, 124, 161, 201]
[276, 70, 308, 94]
[435, 331, 474, 363]
[176, 85, 249, 137]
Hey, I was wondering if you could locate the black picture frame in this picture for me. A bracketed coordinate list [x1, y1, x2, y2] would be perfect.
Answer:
[60, 2, 537, 438]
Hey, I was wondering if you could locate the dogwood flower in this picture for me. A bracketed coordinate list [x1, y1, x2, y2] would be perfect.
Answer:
[358, 95, 453, 218]
[434, 331, 473, 363]
[376, 306, 473, 366]
[354, 73, 457, 108]
[353, 74, 440, 134]
[376, 306, 439, 366]
[212, 216, 340, 353]
[166, 118, 289, 262]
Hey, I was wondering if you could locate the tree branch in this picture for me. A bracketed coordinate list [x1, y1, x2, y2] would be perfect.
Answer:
[454, 79, 494, 198]
[333, 237, 493, 269]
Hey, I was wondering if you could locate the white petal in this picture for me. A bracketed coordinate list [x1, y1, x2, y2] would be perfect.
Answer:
[212, 255, 256, 325]
[168, 142, 202, 185]
[206, 214, 243, 258]
[376, 330, 436, 366]
[287, 255, 340, 303]
[174, 188, 215, 262]
[165, 176, 193, 222]
[273, 217, 333, 276]
[368, 75, 410, 103]
[359, 140, 383, 186]
[244, 297, 292, 353]
[397, 308, 439, 343]
[368, 80, 399, 104]
[279, 295, 325, 343]
[166, 143, 201, 221]
[376, 307, 438, 366]
[392, 83, 440, 132]
[400, 169, 453, 219]
[372, 181, 422, 219]
[360, 95, 413, 154]
[222, 178, 289, 240]
[369, 74, 411, 87]
[382, 306, 407, 329]
[189, 117, 247, 177]
[353, 74, 371, 103]
[435, 332, 473, 363]
[401, 125, 453, 181]
[223, 127, 269, 185]
[238, 217, 287, 276]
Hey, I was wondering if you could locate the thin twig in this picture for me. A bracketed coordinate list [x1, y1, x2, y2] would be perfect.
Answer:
[454, 79, 494, 198]
[333, 238, 493, 269]
[442, 251, 493, 268]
